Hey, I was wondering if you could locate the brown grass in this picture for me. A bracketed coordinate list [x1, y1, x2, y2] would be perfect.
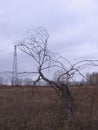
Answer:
[0, 86, 98, 130]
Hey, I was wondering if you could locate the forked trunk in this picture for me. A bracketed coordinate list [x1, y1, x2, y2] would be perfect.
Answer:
[39, 69, 74, 121]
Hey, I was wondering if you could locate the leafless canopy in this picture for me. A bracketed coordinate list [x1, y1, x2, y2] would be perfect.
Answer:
[16, 27, 98, 121]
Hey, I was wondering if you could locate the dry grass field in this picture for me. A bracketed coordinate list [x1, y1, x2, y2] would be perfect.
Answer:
[0, 86, 98, 130]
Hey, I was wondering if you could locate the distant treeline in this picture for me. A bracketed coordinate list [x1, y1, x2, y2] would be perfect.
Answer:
[0, 72, 98, 86]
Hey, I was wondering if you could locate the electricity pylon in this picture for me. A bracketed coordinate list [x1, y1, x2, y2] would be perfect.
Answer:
[12, 45, 18, 86]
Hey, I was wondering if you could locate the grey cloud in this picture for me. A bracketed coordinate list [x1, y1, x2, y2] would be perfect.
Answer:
[0, 0, 98, 75]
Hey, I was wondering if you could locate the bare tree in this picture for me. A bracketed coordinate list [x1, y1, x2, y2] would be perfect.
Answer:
[53, 69, 71, 85]
[16, 27, 98, 121]
[18, 78, 24, 86]
[24, 78, 33, 86]
[16, 27, 74, 121]
[86, 72, 98, 86]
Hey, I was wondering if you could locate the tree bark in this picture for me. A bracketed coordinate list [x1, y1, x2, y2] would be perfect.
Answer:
[60, 85, 73, 121]
[39, 69, 73, 121]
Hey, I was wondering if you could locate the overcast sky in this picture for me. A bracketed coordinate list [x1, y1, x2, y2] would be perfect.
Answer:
[0, 0, 98, 75]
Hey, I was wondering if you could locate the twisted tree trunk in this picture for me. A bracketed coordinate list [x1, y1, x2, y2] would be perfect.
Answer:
[60, 85, 73, 121]
[39, 69, 74, 121]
